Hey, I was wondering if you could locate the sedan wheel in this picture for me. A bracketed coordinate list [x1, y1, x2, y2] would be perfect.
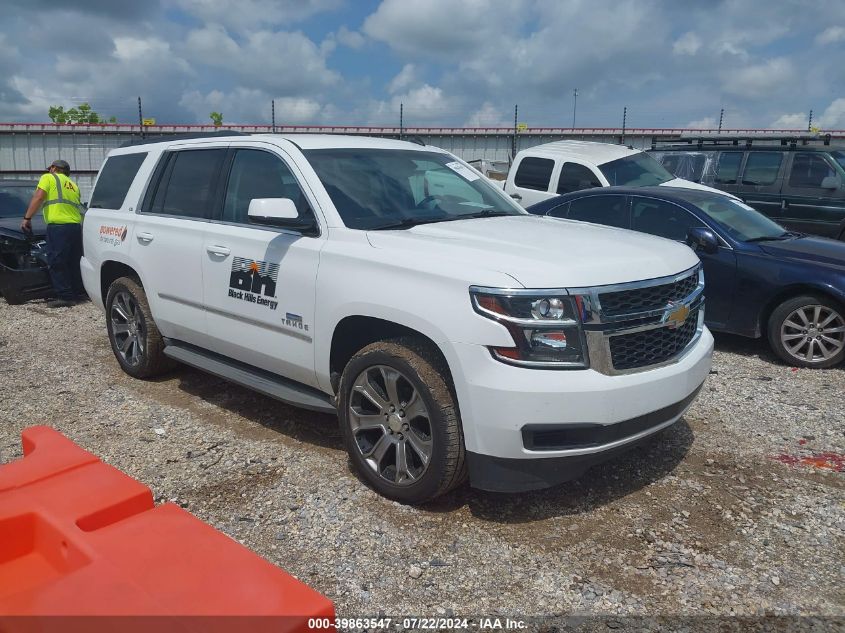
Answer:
[780, 304, 845, 364]
[769, 295, 845, 368]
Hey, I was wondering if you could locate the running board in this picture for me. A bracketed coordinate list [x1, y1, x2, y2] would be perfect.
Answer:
[163, 341, 336, 415]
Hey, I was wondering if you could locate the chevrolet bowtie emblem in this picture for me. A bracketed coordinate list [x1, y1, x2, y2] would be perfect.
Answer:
[663, 303, 690, 329]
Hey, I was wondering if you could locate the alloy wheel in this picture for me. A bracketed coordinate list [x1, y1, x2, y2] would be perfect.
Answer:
[348, 365, 433, 486]
[780, 304, 845, 364]
[110, 290, 146, 366]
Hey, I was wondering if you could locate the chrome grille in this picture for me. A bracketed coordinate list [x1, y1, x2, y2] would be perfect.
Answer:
[609, 308, 700, 370]
[599, 271, 699, 316]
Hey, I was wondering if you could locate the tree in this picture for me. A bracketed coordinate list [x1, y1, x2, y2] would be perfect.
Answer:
[48, 102, 112, 124]
[48, 105, 68, 123]
[209, 111, 223, 127]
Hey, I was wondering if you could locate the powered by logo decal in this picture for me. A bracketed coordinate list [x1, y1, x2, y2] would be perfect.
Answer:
[228, 256, 279, 310]
[99, 225, 127, 246]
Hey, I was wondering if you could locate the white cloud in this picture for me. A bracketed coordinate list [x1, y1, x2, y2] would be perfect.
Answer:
[673, 32, 701, 56]
[336, 26, 365, 49]
[721, 57, 795, 99]
[817, 97, 845, 128]
[464, 102, 510, 127]
[364, 0, 528, 59]
[179, 88, 324, 124]
[369, 83, 460, 124]
[770, 98, 845, 129]
[185, 25, 338, 94]
[171, 0, 340, 31]
[685, 116, 717, 129]
[815, 25, 845, 45]
[388, 64, 417, 94]
[769, 112, 810, 129]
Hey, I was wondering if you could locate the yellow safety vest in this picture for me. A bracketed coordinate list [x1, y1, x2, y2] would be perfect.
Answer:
[40, 172, 83, 224]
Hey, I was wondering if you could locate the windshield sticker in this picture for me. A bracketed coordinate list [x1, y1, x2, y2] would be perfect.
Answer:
[99, 224, 127, 246]
[445, 161, 480, 182]
[228, 256, 279, 311]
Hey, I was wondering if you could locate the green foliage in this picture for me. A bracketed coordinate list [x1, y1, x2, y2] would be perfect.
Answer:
[48, 103, 114, 124]
[48, 105, 68, 123]
[209, 111, 223, 127]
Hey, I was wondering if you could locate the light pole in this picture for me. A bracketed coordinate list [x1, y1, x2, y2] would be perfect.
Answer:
[572, 88, 578, 128]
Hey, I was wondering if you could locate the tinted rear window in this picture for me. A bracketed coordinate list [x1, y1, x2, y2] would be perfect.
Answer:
[741, 152, 783, 186]
[714, 153, 743, 185]
[514, 157, 554, 191]
[567, 195, 628, 228]
[90, 153, 147, 209]
[150, 149, 225, 219]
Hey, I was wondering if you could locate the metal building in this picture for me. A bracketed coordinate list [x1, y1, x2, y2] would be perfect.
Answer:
[2, 123, 842, 200]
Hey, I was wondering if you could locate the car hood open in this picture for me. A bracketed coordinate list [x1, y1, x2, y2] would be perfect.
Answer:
[366, 215, 699, 288]
[0, 216, 47, 240]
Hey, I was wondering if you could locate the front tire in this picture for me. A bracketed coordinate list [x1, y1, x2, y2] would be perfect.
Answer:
[767, 295, 845, 368]
[337, 338, 466, 504]
[105, 276, 173, 378]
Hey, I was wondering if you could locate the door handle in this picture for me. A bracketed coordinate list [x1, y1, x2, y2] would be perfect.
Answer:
[510, 193, 522, 201]
[206, 245, 231, 257]
[136, 232, 154, 243]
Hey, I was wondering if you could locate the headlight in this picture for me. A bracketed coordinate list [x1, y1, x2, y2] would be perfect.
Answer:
[470, 288, 589, 369]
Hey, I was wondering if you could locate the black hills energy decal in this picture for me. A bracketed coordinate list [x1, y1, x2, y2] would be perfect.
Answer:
[228, 256, 279, 310]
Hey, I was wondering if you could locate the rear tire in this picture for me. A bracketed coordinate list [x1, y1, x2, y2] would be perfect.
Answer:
[337, 337, 466, 504]
[105, 276, 174, 378]
[767, 295, 845, 368]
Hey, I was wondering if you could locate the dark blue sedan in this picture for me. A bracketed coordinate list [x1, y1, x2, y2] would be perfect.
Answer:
[527, 186, 845, 368]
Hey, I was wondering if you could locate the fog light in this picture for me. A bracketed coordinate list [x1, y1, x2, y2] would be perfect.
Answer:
[531, 331, 567, 349]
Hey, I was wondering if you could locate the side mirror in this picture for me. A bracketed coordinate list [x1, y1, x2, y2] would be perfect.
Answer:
[247, 198, 318, 235]
[248, 198, 298, 222]
[686, 227, 719, 255]
[820, 175, 840, 190]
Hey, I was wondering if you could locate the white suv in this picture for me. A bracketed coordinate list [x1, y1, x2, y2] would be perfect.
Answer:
[81, 134, 713, 503]
[504, 140, 733, 207]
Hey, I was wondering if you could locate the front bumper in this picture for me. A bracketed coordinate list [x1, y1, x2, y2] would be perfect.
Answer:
[448, 327, 713, 491]
[0, 257, 52, 304]
[467, 382, 702, 492]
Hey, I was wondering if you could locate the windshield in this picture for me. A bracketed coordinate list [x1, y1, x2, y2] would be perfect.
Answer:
[692, 197, 788, 242]
[303, 148, 523, 230]
[0, 186, 33, 218]
[832, 151, 845, 172]
[599, 152, 674, 186]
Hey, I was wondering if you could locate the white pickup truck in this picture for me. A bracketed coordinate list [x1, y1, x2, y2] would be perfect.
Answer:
[503, 140, 731, 207]
[81, 134, 712, 503]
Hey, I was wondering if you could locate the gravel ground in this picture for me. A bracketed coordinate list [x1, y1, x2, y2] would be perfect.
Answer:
[1, 299, 843, 628]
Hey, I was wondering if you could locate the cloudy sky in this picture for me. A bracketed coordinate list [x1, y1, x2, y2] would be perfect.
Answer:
[2, 0, 844, 129]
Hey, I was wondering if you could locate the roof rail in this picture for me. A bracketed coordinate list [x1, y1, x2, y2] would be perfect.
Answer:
[650, 133, 832, 150]
[119, 130, 250, 148]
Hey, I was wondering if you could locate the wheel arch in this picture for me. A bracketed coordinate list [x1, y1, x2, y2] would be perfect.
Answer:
[100, 260, 142, 305]
[759, 283, 845, 335]
[328, 315, 455, 396]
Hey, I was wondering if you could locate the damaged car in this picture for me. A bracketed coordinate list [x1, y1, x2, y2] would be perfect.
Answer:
[0, 180, 53, 304]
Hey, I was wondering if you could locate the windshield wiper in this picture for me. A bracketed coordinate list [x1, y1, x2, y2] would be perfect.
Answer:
[745, 231, 798, 242]
[369, 217, 450, 230]
[369, 210, 514, 230]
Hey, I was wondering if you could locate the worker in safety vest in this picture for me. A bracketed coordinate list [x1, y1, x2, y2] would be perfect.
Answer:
[21, 159, 85, 308]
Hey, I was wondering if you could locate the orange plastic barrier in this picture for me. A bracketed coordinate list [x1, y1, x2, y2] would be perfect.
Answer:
[0, 426, 334, 632]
